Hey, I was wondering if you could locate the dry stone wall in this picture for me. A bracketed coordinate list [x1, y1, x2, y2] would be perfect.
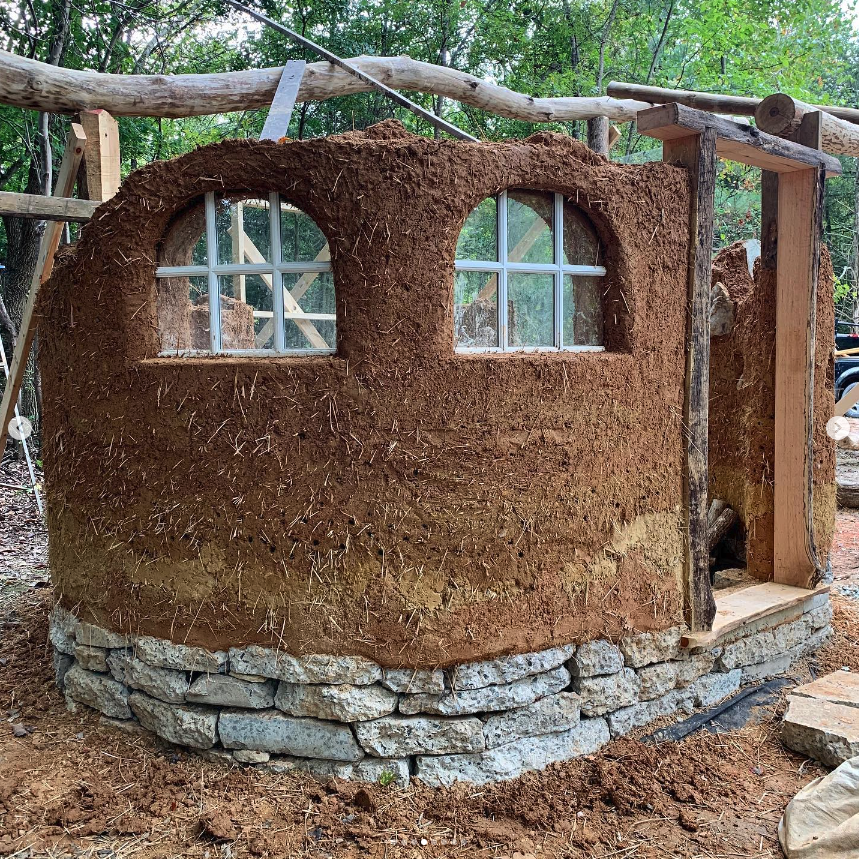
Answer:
[51, 597, 833, 787]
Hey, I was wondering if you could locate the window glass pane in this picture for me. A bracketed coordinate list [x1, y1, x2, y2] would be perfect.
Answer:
[159, 201, 207, 266]
[507, 190, 553, 264]
[280, 199, 327, 263]
[508, 273, 554, 347]
[217, 274, 267, 350]
[562, 201, 601, 267]
[157, 275, 210, 353]
[563, 275, 604, 347]
[454, 271, 498, 348]
[217, 195, 271, 265]
[282, 272, 336, 351]
[456, 197, 497, 261]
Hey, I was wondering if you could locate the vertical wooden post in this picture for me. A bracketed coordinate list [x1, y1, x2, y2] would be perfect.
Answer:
[0, 123, 87, 453]
[663, 127, 718, 631]
[77, 109, 120, 201]
[772, 165, 825, 586]
[231, 202, 246, 301]
[587, 116, 610, 156]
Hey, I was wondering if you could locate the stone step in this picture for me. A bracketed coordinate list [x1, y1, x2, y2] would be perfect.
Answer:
[791, 669, 859, 709]
[782, 691, 859, 768]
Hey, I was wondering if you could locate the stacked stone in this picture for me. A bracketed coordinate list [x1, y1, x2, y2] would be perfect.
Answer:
[48, 595, 833, 787]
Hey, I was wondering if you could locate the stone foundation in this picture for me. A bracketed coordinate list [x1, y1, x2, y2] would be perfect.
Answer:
[50, 596, 833, 787]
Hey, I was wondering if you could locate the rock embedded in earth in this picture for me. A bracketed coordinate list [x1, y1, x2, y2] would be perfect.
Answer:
[74, 644, 108, 674]
[218, 708, 364, 761]
[186, 674, 276, 709]
[75, 621, 129, 650]
[482, 692, 581, 749]
[415, 718, 610, 786]
[274, 682, 398, 722]
[64, 664, 132, 719]
[381, 668, 445, 694]
[449, 644, 576, 690]
[128, 691, 218, 749]
[399, 665, 570, 716]
[233, 749, 270, 764]
[107, 651, 189, 704]
[262, 755, 411, 787]
[619, 627, 683, 668]
[49, 605, 79, 655]
[782, 694, 859, 767]
[355, 714, 485, 757]
[134, 635, 227, 673]
[573, 668, 641, 717]
[228, 646, 381, 685]
[636, 662, 678, 701]
[568, 640, 624, 677]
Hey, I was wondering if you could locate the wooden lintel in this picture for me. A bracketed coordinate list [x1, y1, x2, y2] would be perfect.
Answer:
[663, 127, 717, 632]
[0, 189, 98, 222]
[638, 103, 842, 176]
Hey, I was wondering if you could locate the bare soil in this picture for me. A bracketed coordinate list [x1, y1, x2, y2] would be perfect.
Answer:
[1, 478, 858, 858]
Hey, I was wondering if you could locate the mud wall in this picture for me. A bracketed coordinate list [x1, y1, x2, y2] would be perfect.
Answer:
[709, 243, 835, 580]
[39, 123, 692, 666]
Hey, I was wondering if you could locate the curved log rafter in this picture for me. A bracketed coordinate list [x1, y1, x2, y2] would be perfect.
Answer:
[1, 49, 651, 122]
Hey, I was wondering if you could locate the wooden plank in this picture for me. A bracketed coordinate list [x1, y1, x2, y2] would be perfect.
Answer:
[773, 166, 825, 587]
[760, 171, 778, 271]
[637, 104, 841, 176]
[0, 190, 98, 222]
[260, 60, 305, 141]
[663, 128, 717, 632]
[682, 582, 830, 649]
[77, 109, 120, 201]
[0, 123, 87, 454]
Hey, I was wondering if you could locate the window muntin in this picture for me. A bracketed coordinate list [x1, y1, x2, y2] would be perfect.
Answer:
[155, 192, 335, 355]
[454, 190, 606, 352]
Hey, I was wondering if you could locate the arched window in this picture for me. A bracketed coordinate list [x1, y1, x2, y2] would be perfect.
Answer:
[155, 192, 334, 355]
[454, 190, 605, 352]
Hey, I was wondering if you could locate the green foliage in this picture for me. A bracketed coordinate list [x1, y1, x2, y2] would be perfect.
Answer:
[378, 770, 396, 787]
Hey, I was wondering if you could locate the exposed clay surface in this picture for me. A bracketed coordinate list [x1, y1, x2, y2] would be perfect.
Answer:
[709, 243, 835, 580]
[39, 122, 691, 665]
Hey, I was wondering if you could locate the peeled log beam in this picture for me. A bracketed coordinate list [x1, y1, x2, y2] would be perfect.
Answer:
[0, 190, 99, 222]
[756, 93, 859, 156]
[0, 49, 650, 122]
[609, 81, 859, 126]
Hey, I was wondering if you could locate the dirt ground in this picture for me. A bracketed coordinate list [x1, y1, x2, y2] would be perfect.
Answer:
[1, 461, 858, 858]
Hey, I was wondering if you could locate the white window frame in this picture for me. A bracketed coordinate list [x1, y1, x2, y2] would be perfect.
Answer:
[454, 190, 607, 353]
[155, 191, 335, 356]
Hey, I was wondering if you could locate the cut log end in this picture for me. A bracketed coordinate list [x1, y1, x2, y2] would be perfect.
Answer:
[755, 92, 801, 137]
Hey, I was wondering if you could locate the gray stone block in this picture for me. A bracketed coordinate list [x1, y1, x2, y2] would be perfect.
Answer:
[76, 621, 129, 650]
[573, 668, 640, 717]
[415, 718, 610, 786]
[262, 755, 410, 787]
[64, 664, 132, 719]
[74, 644, 108, 674]
[806, 603, 833, 630]
[782, 695, 859, 768]
[741, 653, 792, 682]
[187, 674, 276, 709]
[607, 689, 686, 737]
[49, 605, 79, 655]
[482, 692, 581, 749]
[234, 749, 270, 763]
[450, 644, 575, 690]
[688, 669, 742, 707]
[381, 668, 445, 694]
[107, 651, 189, 704]
[53, 650, 74, 690]
[218, 708, 364, 761]
[355, 714, 485, 756]
[228, 646, 381, 685]
[128, 691, 218, 749]
[400, 665, 570, 716]
[135, 636, 226, 673]
[674, 652, 716, 687]
[637, 662, 678, 701]
[275, 682, 398, 722]
[568, 640, 624, 677]
[619, 627, 683, 668]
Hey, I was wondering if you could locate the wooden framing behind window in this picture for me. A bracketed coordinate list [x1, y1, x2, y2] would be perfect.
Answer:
[155, 191, 335, 355]
[454, 190, 607, 353]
